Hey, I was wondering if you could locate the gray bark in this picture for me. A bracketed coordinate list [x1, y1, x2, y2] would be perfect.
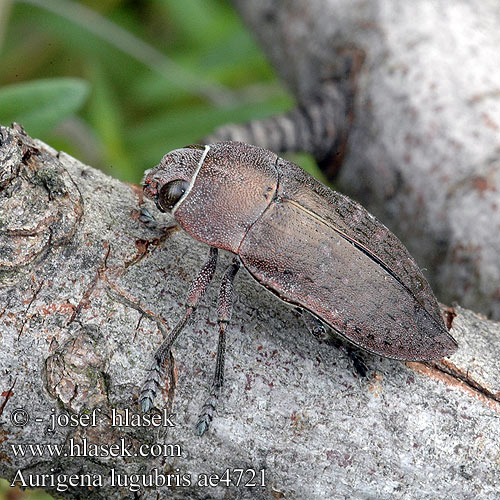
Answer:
[216, 0, 500, 319]
[1, 125, 500, 499]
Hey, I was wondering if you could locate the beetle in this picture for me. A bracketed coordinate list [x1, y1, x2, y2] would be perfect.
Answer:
[139, 141, 458, 435]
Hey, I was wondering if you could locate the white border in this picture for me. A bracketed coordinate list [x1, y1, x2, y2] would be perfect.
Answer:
[172, 145, 210, 215]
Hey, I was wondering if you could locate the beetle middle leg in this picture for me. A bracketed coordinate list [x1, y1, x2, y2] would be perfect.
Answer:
[196, 258, 240, 436]
[302, 310, 368, 377]
[139, 247, 218, 412]
[301, 309, 331, 342]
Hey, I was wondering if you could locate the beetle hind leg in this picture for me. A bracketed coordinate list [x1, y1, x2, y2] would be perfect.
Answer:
[139, 247, 218, 413]
[335, 343, 368, 378]
[196, 258, 240, 436]
[302, 310, 368, 377]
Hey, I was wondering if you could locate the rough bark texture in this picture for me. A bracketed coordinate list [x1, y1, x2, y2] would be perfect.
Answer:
[1, 125, 500, 499]
[219, 0, 500, 319]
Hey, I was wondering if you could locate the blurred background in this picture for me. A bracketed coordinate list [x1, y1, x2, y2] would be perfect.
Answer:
[0, 2, 318, 496]
[0, 0, 323, 185]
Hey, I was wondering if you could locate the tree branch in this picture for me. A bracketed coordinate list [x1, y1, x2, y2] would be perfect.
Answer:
[0, 124, 499, 498]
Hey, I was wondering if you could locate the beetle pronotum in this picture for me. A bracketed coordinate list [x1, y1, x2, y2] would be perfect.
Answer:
[140, 141, 457, 435]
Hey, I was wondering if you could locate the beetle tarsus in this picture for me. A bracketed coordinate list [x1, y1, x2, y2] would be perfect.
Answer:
[196, 387, 219, 436]
[139, 362, 161, 412]
[139, 248, 218, 413]
[140, 350, 177, 412]
[196, 259, 240, 435]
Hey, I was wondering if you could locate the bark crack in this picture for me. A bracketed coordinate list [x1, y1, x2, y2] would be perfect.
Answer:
[408, 360, 500, 412]
[104, 283, 178, 410]
[18, 280, 44, 339]
[0, 378, 16, 418]
[66, 243, 111, 326]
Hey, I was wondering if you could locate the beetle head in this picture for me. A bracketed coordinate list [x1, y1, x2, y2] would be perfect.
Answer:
[142, 145, 207, 213]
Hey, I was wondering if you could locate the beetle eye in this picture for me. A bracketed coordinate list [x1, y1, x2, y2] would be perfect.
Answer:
[158, 179, 189, 211]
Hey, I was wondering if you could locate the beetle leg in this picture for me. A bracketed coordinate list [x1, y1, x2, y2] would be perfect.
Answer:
[139, 247, 218, 412]
[302, 310, 368, 377]
[332, 342, 368, 378]
[301, 309, 331, 342]
[196, 258, 240, 436]
[139, 207, 178, 233]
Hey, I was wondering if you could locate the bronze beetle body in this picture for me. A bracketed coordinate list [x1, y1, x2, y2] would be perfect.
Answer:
[141, 141, 457, 434]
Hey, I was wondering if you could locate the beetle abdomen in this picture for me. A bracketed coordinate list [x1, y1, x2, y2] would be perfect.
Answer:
[239, 196, 457, 361]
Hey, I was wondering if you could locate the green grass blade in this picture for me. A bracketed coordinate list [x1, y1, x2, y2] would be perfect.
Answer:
[0, 77, 90, 136]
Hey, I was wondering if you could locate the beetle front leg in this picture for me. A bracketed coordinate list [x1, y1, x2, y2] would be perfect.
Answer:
[196, 258, 240, 436]
[139, 247, 218, 412]
[139, 207, 179, 233]
[302, 310, 368, 377]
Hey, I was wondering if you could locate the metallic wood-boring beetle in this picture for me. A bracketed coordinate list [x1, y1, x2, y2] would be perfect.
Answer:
[140, 141, 458, 435]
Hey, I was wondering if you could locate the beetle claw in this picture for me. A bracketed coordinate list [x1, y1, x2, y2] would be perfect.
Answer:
[139, 207, 158, 228]
[196, 420, 209, 436]
[139, 394, 154, 413]
[196, 412, 212, 436]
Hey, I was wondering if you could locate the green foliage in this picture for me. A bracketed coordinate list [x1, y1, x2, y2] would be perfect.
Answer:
[0, 78, 89, 136]
[0, 0, 296, 182]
